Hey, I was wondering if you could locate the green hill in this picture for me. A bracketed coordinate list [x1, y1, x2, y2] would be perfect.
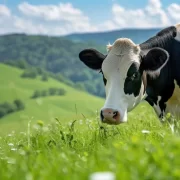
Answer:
[0, 34, 105, 97]
[0, 29, 162, 99]
[0, 64, 104, 133]
[65, 28, 161, 45]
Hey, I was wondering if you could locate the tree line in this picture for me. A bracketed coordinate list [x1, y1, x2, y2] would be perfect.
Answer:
[0, 99, 25, 118]
[0, 34, 106, 97]
[31, 88, 66, 99]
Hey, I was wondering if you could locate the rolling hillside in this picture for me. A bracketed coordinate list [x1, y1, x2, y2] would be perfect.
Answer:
[0, 64, 104, 133]
[0, 28, 163, 98]
[0, 34, 105, 97]
[65, 28, 161, 45]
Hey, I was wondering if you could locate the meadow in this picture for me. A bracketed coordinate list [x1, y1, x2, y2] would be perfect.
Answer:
[0, 64, 180, 180]
[0, 64, 103, 134]
[0, 98, 180, 180]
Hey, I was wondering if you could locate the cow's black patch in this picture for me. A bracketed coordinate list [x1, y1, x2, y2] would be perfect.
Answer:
[103, 75, 107, 86]
[124, 63, 142, 97]
[140, 48, 169, 72]
[138, 25, 180, 119]
[100, 70, 107, 86]
[145, 72, 175, 118]
[140, 26, 177, 50]
[145, 95, 166, 118]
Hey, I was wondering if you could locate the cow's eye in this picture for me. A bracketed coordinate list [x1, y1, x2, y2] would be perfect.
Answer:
[130, 72, 138, 81]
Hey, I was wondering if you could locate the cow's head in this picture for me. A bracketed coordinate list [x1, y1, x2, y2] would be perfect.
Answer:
[79, 38, 169, 125]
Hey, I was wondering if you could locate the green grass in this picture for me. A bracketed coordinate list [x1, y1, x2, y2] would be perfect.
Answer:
[0, 104, 180, 180]
[0, 64, 104, 134]
[1, 64, 180, 179]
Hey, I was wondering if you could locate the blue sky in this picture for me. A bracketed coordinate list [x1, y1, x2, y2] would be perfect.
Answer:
[0, 0, 179, 35]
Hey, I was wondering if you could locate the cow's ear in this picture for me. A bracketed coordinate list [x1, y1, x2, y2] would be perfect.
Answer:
[79, 49, 106, 70]
[140, 47, 169, 78]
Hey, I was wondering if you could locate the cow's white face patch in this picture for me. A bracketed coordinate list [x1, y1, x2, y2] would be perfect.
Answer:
[101, 38, 146, 122]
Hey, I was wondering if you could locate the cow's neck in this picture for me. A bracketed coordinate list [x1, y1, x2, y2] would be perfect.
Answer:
[138, 25, 180, 118]
[140, 46, 174, 118]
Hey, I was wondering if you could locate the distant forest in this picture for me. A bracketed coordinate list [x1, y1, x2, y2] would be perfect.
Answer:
[0, 34, 106, 97]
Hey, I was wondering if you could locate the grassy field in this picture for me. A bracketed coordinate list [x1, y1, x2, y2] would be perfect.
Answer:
[1, 64, 180, 180]
[0, 100, 180, 180]
[0, 64, 104, 134]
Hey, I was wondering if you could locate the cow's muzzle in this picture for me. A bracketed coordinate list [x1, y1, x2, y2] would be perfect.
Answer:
[100, 108, 122, 125]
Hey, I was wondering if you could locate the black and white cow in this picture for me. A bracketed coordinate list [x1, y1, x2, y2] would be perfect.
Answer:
[79, 24, 180, 125]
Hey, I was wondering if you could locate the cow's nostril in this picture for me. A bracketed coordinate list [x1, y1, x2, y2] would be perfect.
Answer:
[100, 110, 104, 120]
[100, 109, 121, 124]
[113, 111, 118, 118]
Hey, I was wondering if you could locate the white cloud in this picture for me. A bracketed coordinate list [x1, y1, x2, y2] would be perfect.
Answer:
[0, 2, 97, 35]
[108, 0, 170, 29]
[99, 20, 119, 31]
[18, 2, 89, 22]
[101, 0, 180, 31]
[145, 0, 170, 25]
[14, 17, 48, 34]
[0, 5, 19, 34]
[168, 3, 180, 21]
[0, 4, 11, 17]
[112, 4, 149, 27]
[16, 2, 97, 35]
[0, 1, 180, 35]
[146, 0, 162, 12]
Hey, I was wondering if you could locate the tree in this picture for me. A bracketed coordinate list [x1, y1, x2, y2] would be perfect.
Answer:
[21, 68, 37, 79]
[41, 74, 48, 81]
[84, 82, 97, 95]
[36, 67, 44, 75]
[41, 90, 48, 97]
[16, 60, 28, 69]
[0, 102, 16, 113]
[14, 99, 25, 110]
[31, 90, 41, 99]
[49, 88, 57, 96]
[74, 83, 85, 91]
[0, 107, 6, 118]
[55, 74, 64, 82]
[57, 88, 66, 96]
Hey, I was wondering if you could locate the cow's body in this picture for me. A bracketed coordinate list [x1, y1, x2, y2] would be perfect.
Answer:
[79, 24, 180, 125]
[140, 25, 180, 118]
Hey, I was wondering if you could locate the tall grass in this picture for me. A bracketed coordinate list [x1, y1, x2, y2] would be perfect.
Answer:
[0, 112, 180, 180]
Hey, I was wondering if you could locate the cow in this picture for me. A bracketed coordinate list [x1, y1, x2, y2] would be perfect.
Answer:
[79, 24, 180, 125]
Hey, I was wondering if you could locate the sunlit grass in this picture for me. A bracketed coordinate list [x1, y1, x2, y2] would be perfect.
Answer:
[0, 64, 180, 179]
[0, 110, 180, 180]
[0, 64, 104, 134]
